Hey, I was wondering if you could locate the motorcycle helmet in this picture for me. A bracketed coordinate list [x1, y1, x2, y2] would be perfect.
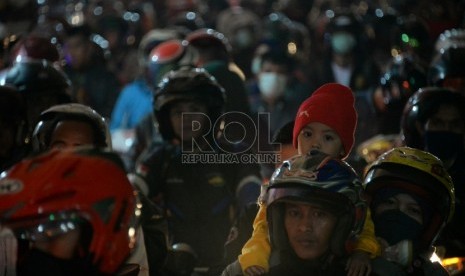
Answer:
[373, 53, 427, 134]
[3, 59, 71, 99]
[0, 148, 141, 274]
[2, 59, 73, 138]
[266, 150, 367, 257]
[146, 39, 197, 87]
[10, 33, 62, 65]
[138, 28, 185, 69]
[364, 147, 455, 250]
[400, 87, 465, 149]
[186, 28, 232, 57]
[32, 103, 111, 152]
[428, 29, 465, 91]
[153, 67, 225, 141]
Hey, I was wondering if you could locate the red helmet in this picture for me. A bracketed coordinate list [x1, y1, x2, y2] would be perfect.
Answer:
[0, 149, 140, 274]
[146, 39, 197, 86]
[10, 33, 62, 65]
[186, 28, 232, 55]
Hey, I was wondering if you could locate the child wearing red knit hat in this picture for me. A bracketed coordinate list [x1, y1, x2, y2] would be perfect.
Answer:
[238, 83, 380, 276]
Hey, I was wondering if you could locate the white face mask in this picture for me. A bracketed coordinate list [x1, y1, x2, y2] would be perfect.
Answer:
[258, 72, 287, 99]
[331, 32, 356, 54]
[235, 29, 254, 49]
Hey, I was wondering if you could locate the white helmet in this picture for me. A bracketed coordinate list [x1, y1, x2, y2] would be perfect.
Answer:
[32, 103, 112, 152]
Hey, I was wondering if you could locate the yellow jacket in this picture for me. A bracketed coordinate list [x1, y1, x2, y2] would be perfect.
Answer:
[238, 202, 380, 271]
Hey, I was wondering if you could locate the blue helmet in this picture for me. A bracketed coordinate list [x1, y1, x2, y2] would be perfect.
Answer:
[265, 150, 367, 257]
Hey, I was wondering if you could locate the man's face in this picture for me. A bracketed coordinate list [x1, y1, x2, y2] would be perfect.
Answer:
[284, 201, 337, 260]
[65, 35, 90, 70]
[49, 120, 96, 150]
[169, 101, 208, 143]
[297, 122, 345, 158]
[424, 103, 464, 134]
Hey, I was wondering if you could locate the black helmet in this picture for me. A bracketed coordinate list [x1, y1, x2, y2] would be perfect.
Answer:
[153, 67, 226, 141]
[377, 54, 427, 109]
[364, 147, 455, 251]
[3, 59, 71, 100]
[400, 87, 465, 149]
[265, 150, 367, 257]
[428, 29, 465, 91]
[373, 54, 427, 134]
[3, 59, 73, 133]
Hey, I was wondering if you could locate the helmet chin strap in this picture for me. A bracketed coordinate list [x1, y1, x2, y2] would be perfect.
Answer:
[0, 227, 17, 276]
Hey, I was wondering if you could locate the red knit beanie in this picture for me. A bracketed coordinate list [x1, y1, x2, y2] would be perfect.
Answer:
[293, 83, 357, 158]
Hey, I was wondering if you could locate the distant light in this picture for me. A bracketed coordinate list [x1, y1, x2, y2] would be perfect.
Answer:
[186, 12, 195, 20]
[402, 34, 409, 43]
[288, 42, 297, 55]
[93, 6, 103, 16]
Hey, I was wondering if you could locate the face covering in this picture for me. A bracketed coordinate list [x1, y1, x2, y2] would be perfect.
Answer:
[331, 32, 356, 55]
[258, 72, 287, 99]
[424, 131, 463, 162]
[373, 209, 423, 247]
[235, 29, 254, 49]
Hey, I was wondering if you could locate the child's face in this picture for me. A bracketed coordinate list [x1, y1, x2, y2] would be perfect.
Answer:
[169, 101, 208, 142]
[297, 122, 345, 158]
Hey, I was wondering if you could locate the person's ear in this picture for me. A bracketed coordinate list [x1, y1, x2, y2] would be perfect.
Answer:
[339, 148, 346, 158]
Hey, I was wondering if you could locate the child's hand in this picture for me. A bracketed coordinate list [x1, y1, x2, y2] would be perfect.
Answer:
[345, 250, 372, 276]
[244, 265, 266, 276]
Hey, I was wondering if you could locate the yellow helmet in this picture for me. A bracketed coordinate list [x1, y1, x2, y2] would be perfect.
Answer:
[364, 147, 455, 249]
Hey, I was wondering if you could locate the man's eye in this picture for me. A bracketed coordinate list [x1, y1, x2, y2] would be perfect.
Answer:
[314, 210, 327, 218]
[288, 209, 300, 217]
